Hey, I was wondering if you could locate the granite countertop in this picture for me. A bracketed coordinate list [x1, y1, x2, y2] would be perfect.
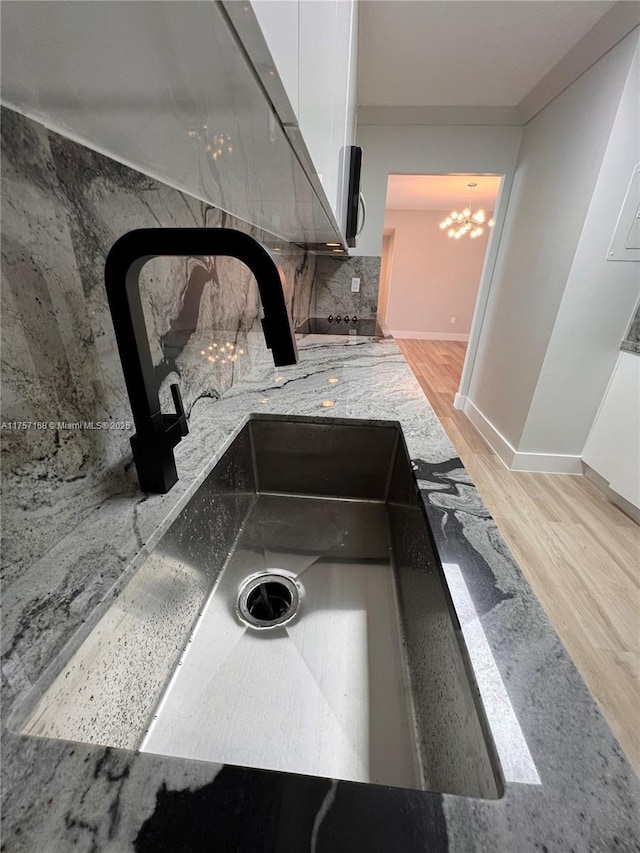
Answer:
[621, 305, 640, 355]
[2, 335, 639, 853]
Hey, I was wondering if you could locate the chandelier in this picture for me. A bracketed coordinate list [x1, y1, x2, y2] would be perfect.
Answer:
[439, 183, 495, 240]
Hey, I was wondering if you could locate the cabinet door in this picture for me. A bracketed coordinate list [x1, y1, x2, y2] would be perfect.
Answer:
[1, 0, 343, 244]
[298, 0, 356, 220]
[583, 352, 640, 508]
[251, 0, 299, 117]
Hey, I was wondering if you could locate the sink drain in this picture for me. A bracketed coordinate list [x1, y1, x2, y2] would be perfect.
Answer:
[237, 572, 300, 629]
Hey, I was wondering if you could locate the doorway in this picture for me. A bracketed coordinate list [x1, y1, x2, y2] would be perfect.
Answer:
[378, 174, 503, 398]
[379, 174, 501, 332]
[377, 228, 396, 324]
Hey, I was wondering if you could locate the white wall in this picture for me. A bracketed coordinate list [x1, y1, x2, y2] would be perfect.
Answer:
[354, 124, 522, 258]
[467, 29, 639, 462]
[383, 210, 491, 338]
[378, 232, 395, 323]
[354, 123, 521, 393]
[519, 37, 640, 456]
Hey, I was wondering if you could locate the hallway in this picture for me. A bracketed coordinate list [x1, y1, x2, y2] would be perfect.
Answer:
[398, 338, 640, 776]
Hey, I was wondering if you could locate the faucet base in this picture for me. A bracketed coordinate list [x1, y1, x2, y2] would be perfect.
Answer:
[131, 434, 179, 494]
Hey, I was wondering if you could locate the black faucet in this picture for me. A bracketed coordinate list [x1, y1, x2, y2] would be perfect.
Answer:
[105, 228, 299, 494]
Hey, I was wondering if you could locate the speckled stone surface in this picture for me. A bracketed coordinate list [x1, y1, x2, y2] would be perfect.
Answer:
[621, 301, 640, 354]
[2, 335, 639, 852]
[313, 255, 381, 319]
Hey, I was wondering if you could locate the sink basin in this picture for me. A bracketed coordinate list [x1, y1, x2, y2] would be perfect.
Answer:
[19, 415, 503, 799]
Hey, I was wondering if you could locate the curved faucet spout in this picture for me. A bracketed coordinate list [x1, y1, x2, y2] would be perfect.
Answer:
[105, 228, 299, 493]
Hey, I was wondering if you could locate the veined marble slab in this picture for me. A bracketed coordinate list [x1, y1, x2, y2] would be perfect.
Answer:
[0, 107, 315, 590]
[313, 255, 381, 319]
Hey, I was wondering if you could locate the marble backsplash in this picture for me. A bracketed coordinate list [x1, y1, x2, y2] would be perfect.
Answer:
[312, 255, 381, 319]
[0, 107, 315, 587]
[621, 300, 640, 354]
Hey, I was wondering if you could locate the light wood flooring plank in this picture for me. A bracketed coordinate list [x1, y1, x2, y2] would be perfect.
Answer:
[397, 338, 640, 777]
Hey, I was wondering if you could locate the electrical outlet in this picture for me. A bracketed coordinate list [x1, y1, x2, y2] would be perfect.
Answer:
[450, 316, 456, 325]
[351, 277, 361, 293]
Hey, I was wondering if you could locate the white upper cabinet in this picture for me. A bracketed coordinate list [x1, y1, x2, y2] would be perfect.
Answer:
[1, 1, 344, 246]
[298, 0, 358, 224]
[251, 1, 300, 117]
[226, 0, 358, 232]
[583, 352, 640, 509]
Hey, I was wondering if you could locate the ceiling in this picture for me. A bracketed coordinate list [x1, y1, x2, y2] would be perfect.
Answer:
[385, 174, 502, 211]
[358, 1, 616, 108]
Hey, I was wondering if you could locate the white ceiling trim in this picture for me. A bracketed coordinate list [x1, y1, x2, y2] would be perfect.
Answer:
[357, 105, 522, 126]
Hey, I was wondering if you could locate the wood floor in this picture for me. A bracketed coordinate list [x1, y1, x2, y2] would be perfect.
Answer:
[398, 338, 640, 777]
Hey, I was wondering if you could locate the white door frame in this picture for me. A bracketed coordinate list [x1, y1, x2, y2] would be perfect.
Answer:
[377, 172, 511, 395]
[455, 174, 511, 408]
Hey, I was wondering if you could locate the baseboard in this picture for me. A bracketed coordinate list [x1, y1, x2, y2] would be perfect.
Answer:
[453, 392, 466, 411]
[582, 463, 640, 524]
[461, 398, 516, 467]
[510, 451, 583, 475]
[462, 398, 583, 474]
[390, 330, 470, 341]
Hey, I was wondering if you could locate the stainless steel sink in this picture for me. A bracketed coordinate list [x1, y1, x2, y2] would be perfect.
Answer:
[20, 415, 504, 799]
